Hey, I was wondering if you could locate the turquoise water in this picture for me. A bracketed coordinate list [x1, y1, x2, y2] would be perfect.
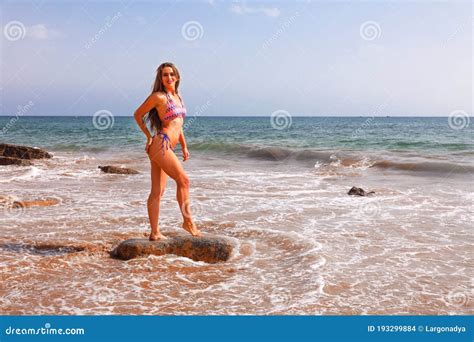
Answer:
[0, 116, 471, 154]
[1, 116, 473, 175]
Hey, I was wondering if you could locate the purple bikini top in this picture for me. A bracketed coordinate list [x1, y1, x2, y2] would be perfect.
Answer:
[163, 92, 186, 122]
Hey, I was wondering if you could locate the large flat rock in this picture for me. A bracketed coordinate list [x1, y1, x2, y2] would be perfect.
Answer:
[0, 195, 60, 209]
[111, 234, 233, 263]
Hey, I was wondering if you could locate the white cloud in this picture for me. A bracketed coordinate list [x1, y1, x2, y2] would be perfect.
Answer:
[26, 24, 62, 40]
[230, 4, 243, 14]
[230, 4, 280, 17]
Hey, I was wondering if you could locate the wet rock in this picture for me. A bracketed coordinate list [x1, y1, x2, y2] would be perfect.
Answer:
[98, 165, 139, 175]
[0, 156, 33, 166]
[348, 186, 375, 196]
[0, 195, 60, 208]
[0, 143, 52, 159]
[13, 198, 60, 208]
[111, 234, 233, 263]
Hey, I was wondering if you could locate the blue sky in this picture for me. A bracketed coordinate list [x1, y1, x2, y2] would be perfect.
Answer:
[1, 0, 472, 116]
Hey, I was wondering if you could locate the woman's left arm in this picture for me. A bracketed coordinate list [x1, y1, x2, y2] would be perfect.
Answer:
[179, 128, 189, 161]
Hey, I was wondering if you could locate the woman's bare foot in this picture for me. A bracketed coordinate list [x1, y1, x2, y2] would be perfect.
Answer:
[182, 221, 202, 237]
[149, 231, 168, 241]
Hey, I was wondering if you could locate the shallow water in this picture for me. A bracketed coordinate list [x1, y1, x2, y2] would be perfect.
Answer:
[1, 141, 472, 314]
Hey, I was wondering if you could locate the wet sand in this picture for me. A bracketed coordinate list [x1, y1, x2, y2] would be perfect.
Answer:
[0, 150, 472, 315]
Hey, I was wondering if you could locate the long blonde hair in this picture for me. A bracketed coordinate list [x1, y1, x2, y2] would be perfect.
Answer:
[145, 62, 181, 132]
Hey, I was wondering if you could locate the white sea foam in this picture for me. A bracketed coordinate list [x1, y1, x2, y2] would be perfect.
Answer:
[0, 166, 43, 182]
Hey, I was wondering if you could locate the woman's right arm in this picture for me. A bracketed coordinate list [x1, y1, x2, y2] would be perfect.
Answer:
[134, 93, 160, 139]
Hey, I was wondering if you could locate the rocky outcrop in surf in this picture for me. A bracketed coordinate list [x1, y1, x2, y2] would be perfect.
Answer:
[98, 165, 139, 174]
[0, 143, 52, 166]
[347, 186, 375, 196]
[0, 143, 52, 160]
[111, 234, 233, 263]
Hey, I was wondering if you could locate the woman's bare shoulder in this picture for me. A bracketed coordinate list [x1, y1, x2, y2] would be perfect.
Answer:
[150, 92, 167, 105]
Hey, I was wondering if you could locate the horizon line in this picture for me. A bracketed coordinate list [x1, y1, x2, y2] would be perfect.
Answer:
[0, 115, 464, 118]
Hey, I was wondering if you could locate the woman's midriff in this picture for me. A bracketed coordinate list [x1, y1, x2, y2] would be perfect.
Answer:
[156, 124, 181, 149]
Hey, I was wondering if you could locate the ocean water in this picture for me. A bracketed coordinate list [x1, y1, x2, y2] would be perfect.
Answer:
[0, 116, 472, 314]
[1, 116, 473, 174]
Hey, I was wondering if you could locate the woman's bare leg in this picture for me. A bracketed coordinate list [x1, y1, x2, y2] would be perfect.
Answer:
[148, 160, 168, 240]
[148, 141, 201, 237]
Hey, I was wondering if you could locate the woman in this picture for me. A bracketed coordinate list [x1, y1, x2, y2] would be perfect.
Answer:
[134, 62, 201, 240]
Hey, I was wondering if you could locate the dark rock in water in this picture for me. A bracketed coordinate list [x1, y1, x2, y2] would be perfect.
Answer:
[348, 186, 375, 196]
[0, 143, 52, 159]
[0, 156, 33, 166]
[111, 234, 233, 263]
[98, 165, 139, 175]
